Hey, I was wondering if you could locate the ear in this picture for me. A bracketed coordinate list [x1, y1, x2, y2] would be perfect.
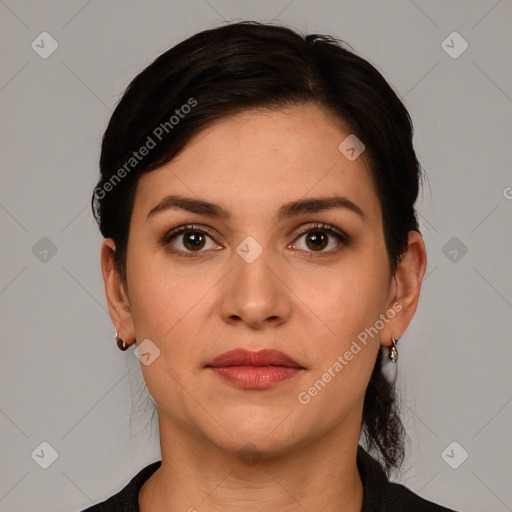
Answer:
[380, 230, 427, 347]
[101, 239, 136, 347]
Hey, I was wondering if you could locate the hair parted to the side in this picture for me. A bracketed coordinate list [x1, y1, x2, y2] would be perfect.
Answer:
[92, 20, 423, 476]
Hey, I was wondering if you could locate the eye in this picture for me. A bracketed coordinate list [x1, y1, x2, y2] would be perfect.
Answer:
[289, 223, 349, 255]
[161, 222, 349, 259]
[162, 224, 221, 257]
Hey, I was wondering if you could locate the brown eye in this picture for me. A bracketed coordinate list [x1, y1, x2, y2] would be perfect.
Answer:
[162, 225, 221, 257]
[291, 223, 348, 255]
[182, 231, 206, 251]
[305, 231, 328, 251]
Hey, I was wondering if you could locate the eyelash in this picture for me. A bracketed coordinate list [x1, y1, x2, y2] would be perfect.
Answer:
[161, 223, 350, 259]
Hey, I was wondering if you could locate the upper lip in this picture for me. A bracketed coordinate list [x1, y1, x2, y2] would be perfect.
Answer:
[207, 349, 304, 368]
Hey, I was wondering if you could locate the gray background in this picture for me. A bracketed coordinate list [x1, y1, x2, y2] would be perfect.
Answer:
[1, 1, 511, 511]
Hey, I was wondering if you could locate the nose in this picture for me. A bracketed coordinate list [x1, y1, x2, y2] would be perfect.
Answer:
[219, 247, 292, 330]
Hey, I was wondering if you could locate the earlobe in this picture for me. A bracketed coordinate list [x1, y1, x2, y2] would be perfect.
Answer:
[381, 231, 427, 347]
[100, 239, 136, 347]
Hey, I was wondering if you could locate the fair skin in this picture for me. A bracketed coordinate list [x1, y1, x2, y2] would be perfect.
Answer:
[101, 104, 426, 512]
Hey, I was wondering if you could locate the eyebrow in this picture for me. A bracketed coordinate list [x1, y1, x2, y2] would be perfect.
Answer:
[147, 194, 367, 223]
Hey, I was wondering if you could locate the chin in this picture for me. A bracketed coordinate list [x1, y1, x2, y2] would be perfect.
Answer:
[197, 407, 312, 458]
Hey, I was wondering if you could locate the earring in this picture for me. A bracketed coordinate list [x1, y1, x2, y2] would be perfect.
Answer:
[389, 337, 399, 362]
[381, 337, 400, 384]
[115, 332, 129, 351]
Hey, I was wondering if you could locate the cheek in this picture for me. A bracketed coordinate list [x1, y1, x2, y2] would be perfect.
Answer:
[292, 256, 390, 349]
[127, 249, 221, 359]
[294, 265, 385, 414]
[126, 262, 210, 404]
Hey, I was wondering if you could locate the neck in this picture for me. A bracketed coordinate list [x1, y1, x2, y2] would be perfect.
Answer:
[139, 418, 364, 512]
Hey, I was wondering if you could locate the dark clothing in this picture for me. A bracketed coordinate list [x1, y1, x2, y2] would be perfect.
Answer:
[80, 446, 457, 511]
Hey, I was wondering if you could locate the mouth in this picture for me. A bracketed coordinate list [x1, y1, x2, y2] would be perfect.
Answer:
[207, 348, 304, 368]
[206, 349, 305, 390]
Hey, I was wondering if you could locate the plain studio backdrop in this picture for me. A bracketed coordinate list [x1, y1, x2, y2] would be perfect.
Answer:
[0, 1, 511, 511]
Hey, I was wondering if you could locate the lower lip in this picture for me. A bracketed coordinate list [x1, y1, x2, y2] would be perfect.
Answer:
[209, 366, 303, 389]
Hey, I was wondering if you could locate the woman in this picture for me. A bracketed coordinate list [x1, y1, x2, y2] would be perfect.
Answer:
[84, 20, 456, 512]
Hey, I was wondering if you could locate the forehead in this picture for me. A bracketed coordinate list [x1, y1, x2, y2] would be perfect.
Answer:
[132, 104, 381, 227]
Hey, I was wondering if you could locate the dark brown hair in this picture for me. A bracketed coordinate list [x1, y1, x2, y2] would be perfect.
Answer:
[92, 20, 423, 476]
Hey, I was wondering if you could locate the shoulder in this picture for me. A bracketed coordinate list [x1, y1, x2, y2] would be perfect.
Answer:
[78, 460, 161, 512]
[357, 446, 459, 512]
[385, 480, 458, 511]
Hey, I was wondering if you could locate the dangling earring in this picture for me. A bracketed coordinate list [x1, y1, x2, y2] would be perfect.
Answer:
[115, 332, 128, 351]
[381, 337, 400, 383]
[389, 337, 399, 362]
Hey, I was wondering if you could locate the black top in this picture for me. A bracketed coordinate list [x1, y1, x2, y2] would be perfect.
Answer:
[80, 446, 457, 511]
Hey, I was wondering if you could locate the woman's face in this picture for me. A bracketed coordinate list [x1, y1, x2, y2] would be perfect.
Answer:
[113, 104, 405, 457]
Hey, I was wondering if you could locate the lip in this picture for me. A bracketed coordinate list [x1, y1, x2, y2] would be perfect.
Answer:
[206, 349, 305, 390]
[208, 348, 303, 368]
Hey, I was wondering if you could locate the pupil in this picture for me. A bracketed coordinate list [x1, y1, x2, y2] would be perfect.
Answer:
[185, 232, 205, 250]
[307, 232, 327, 251]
